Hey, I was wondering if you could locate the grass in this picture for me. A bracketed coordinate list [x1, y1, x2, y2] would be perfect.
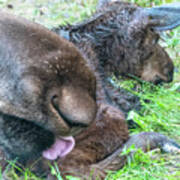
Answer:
[0, 0, 179, 179]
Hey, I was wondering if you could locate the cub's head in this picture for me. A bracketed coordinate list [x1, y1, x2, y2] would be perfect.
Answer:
[0, 12, 96, 164]
[97, 0, 180, 84]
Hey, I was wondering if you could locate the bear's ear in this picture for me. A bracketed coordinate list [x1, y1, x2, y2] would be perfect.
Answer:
[144, 3, 180, 31]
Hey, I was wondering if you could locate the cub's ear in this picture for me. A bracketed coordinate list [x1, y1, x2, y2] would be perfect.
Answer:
[144, 3, 180, 31]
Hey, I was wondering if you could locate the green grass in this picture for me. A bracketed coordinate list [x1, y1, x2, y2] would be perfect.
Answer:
[0, 0, 179, 179]
[0, 0, 97, 28]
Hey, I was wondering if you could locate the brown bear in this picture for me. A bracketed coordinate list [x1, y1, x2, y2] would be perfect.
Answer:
[0, 10, 97, 175]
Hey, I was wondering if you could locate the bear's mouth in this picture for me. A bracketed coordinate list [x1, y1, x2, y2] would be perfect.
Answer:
[42, 136, 75, 160]
[1, 113, 75, 161]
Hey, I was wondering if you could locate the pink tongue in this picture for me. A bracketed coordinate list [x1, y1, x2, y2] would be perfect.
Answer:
[42, 136, 75, 160]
